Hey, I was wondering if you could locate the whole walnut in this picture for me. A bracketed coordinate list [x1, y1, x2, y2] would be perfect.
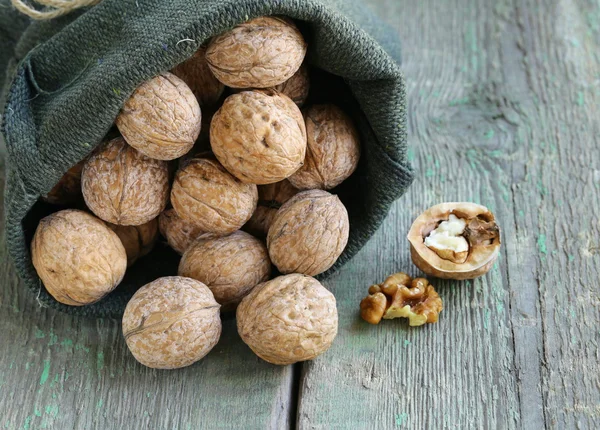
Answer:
[42, 160, 84, 205]
[107, 218, 159, 266]
[288, 104, 361, 190]
[272, 64, 310, 107]
[171, 45, 225, 107]
[244, 180, 298, 238]
[267, 190, 349, 276]
[170, 157, 258, 234]
[31, 210, 127, 306]
[158, 208, 213, 255]
[237, 274, 338, 365]
[178, 231, 271, 311]
[206, 16, 307, 89]
[116, 72, 202, 160]
[82, 137, 170, 226]
[210, 90, 307, 184]
[122, 276, 221, 369]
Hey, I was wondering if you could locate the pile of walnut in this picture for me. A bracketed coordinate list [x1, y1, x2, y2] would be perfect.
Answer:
[31, 17, 360, 370]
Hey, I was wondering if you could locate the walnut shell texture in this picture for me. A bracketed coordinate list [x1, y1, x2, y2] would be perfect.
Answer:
[159, 208, 213, 255]
[171, 46, 225, 107]
[171, 157, 258, 234]
[42, 160, 84, 205]
[107, 218, 159, 266]
[122, 276, 221, 369]
[206, 16, 307, 89]
[244, 180, 298, 238]
[237, 274, 338, 365]
[178, 231, 271, 311]
[210, 90, 307, 184]
[267, 190, 349, 276]
[272, 64, 310, 107]
[288, 104, 361, 190]
[82, 137, 170, 226]
[31, 210, 127, 306]
[116, 72, 201, 160]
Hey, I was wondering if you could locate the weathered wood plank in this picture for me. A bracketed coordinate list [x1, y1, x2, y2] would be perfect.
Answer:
[0, 155, 294, 429]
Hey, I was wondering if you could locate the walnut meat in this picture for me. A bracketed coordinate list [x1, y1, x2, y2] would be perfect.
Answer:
[31, 210, 127, 306]
[170, 157, 258, 234]
[82, 137, 170, 226]
[267, 190, 349, 276]
[178, 231, 271, 311]
[210, 90, 307, 184]
[171, 45, 225, 107]
[107, 218, 159, 266]
[244, 180, 298, 238]
[116, 72, 202, 160]
[288, 104, 361, 190]
[122, 276, 221, 369]
[236, 274, 338, 365]
[42, 160, 84, 205]
[407, 202, 501, 280]
[158, 208, 213, 255]
[206, 16, 307, 89]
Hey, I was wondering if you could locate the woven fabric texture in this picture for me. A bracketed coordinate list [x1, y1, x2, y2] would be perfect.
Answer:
[1, 0, 413, 318]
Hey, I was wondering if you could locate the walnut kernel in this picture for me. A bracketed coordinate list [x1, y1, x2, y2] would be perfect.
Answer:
[359, 293, 387, 325]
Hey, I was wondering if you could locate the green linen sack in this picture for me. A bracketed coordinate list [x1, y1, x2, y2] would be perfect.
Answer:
[1, 0, 413, 318]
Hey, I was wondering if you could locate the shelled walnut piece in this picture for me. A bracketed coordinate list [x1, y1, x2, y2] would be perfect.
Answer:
[360, 272, 442, 326]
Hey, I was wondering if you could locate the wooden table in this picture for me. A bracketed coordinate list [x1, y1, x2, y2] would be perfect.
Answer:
[1, 0, 598, 428]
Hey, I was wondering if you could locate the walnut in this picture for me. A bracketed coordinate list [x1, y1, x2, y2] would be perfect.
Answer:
[359, 273, 443, 326]
[407, 203, 501, 279]
[288, 104, 361, 190]
[158, 208, 213, 255]
[272, 64, 310, 107]
[82, 137, 170, 226]
[267, 189, 349, 276]
[243, 180, 298, 238]
[122, 276, 221, 369]
[170, 156, 258, 234]
[171, 45, 225, 107]
[178, 231, 271, 311]
[31, 210, 127, 306]
[236, 274, 338, 365]
[206, 16, 307, 89]
[107, 218, 159, 266]
[210, 90, 307, 184]
[116, 72, 202, 160]
[42, 160, 84, 205]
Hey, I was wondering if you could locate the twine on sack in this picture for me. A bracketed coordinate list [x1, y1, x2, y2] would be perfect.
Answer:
[11, 0, 101, 20]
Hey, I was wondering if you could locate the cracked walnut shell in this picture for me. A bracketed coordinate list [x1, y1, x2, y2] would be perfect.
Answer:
[122, 276, 221, 369]
[107, 218, 159, 266]
[243, 180, 298, 238]
[170, 156, 258, 234]
[206, 16, 307, 89]
[116, 72, 201, 160]
[288, 104, 361, 190]
[267, 190, 349, 276]
[178, 231, 271, 311]
[82, 137, 170, 226]
[42, 160, 84, 205]
[408, 202, 501, 280]
[158, 208, 213, 255]
[237, 274, 338, 365]
[31, 210, 127, 306]
[210, 90, 307, 184]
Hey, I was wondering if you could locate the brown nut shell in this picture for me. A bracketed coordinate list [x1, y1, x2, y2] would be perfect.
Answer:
[288, 104, 361, 190]
[407, 202, 501, 280]
[107, 218, 159, 266]
[122, 276, 221, 369]
[42, 160, 84, 205]
[171, 46, 225, 107]
[210, 90, 307, 184]
[236, 274, 338, 365]
[243, 180, 298, 238]
[31, 210, 127, 306]
[170, 157, 258, 234]
[272, 64, 310, 107]
[116, 72, 201, 160]
[82, 137, 170, 226]
[158, 208, 214, 255]
[206, 17, 307, 89]
[267, 189, 349, 276]
[178, 231, 271, 311]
